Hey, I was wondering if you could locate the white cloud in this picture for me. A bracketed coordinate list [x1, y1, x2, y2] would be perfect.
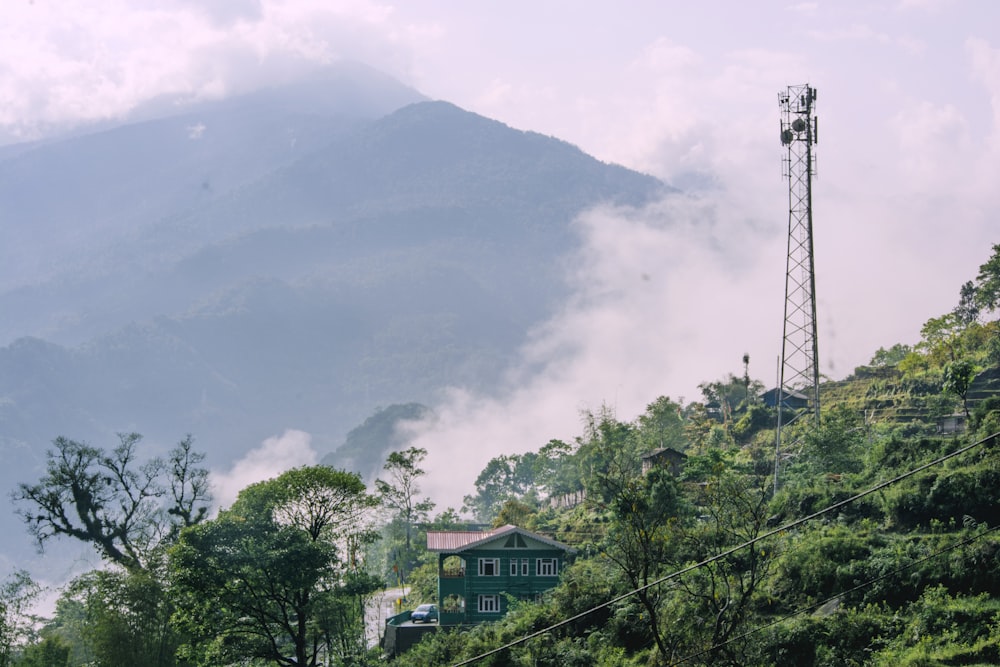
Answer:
[0, 0, 422, 141]
[410, 192, 786, 511]
[896, 0, 956, 11]
[788, 2, 820, 14]
[210, 429, 318, 509]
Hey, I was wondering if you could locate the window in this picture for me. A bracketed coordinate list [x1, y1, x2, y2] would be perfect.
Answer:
[536, 558, 558, 576]
[521, 558, 529, 576]
[478, 595, 500, 613]
[510, 559, 518, 576]
[478, 558, 500, 576]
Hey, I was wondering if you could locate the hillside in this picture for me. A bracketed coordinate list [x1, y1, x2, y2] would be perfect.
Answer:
[392, 251, 1000, 665]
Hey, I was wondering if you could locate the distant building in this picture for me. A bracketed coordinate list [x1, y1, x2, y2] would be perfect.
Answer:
[426, 524, 575, 625]
[640, 447, 687, 477]
[761, 387, 811, 410]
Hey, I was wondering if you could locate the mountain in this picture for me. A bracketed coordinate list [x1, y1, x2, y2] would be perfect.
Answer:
[0, 65, 668, 567]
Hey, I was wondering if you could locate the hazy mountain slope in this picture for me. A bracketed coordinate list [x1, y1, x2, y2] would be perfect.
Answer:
[0, 98, 665, 454]
[0, 73, 667, 568]
[0, 63, 426, 341]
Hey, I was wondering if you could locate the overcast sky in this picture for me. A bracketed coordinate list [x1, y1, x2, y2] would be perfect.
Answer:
[3, 0, 999, 508]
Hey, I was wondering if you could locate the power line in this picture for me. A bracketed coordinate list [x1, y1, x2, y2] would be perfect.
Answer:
[452, 431, 999, 666]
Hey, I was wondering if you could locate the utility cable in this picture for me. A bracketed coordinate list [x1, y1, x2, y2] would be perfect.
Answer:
[452, 431, 999, 666]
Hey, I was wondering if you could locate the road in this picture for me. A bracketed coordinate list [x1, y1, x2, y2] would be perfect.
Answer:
[365, 586, 410, 648]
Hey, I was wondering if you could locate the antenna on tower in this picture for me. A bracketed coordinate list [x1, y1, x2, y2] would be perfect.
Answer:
[774, 83, 820, 492]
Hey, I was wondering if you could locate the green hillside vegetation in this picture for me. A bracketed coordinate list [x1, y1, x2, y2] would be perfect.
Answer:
[2, 244, 999, 666]
[396, 243, 1000, 666]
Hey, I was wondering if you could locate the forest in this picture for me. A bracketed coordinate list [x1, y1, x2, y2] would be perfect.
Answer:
[2, 242, 1000, 667]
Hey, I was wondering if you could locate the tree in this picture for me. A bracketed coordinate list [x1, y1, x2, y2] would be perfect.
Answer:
[170, 466, 379, 667]
[955, 280, 981, 326]
[165, 435, 211, 535]
[576, 409, 643, 503]
[1, 570, 40, 667]
[973, 242, 1000, 313]
[599, 465, 687, 658]
[868, 343, 913, 368]
[13, 433, 211, 572]
[919, 312, 965, 362]
[375, 447, 434, 553]
[636, 396, 688, 453]
[14, 636, 71, 667]
[798, 405, 866, 475]
[532, 439, 578, 497]
[462, 454, 536, 522]
[699, 374, 764, 424]
[59, 569, 181, 667]
[943, 358, 977, 418]
[663, 471, 776, 666]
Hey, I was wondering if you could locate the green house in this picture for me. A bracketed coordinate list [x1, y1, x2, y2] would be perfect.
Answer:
[427, 524, 575, 625]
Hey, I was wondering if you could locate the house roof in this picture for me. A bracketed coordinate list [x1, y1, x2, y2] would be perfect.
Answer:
[762, 387, 810, 400]
[426, 524, 574, 554]
[641, 447, 687, 461]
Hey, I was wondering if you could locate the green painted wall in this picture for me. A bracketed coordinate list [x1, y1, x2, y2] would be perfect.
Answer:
[437, 546, 567, 624]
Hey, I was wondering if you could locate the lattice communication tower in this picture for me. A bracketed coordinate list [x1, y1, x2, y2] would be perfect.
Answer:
[775, 84, 820, 486]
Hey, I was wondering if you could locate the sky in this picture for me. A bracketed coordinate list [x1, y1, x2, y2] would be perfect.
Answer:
[2, 0, 999, 510]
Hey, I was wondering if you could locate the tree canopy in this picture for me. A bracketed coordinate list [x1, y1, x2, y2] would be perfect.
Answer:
[169, 465, 379, 667]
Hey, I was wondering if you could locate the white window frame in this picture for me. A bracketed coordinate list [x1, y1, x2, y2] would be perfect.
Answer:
[478, 594, 500, 613]
[521, 558, 529, 576]
[509, 559, 518, 576]
[478, 558, 500, 576]
[536, 558, 558, 576]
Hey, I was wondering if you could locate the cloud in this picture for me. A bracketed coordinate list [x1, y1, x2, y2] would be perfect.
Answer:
[787, 2, 820, 14]
[0, 0, 421, 141]
[968, 37, 1000, 147]
[408, 192, 786, 511]
[896, 0, 956, 11]
[210, 429, 318, 509]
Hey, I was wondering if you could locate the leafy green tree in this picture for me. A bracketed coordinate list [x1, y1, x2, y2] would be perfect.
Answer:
[919, 312, 965, 362]
[943, 358, 977, 418]
[955, 280, 981, 326]
[576, 409, 642, 503]
[59, 568, 181, 667]
[14, 635, 70, 667]
[170, 466, 378, 667]
[13, 434, 211, 572]
[599, 466, 686, 658]
[492, 498, 536, 528]
[1, 570, 40, 667]
[868, 343, 913, 368]
[798, 405, 866, 475]
[532, 439, 578, 497]
[699, 374, 764, 424]
[375, 447, 434, 553]
[973, 242, 1000, 313]
[663, 471, 776, 666]
[462, 454, 536, 522]
[731, 402, 775, 446]
[636, 396, 688, 453]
